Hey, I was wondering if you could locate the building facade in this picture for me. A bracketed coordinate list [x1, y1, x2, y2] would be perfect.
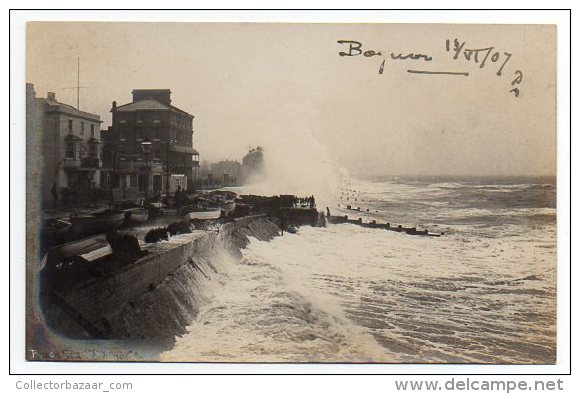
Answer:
[28, 84, 103, 206]
[206, 159, 242, 188]
[241, 146, 264, 182]
[101, 89, 199, 200]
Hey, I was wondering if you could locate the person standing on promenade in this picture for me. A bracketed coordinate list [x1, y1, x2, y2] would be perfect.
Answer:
[50, 183, 58, 208]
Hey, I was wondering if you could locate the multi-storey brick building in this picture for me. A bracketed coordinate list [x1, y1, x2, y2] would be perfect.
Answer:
[101, 89, 199, 200]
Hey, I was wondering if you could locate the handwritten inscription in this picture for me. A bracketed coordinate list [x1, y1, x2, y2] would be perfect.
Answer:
[445, 39, 511, 75]
[337, 40, 433, 75]
[445, 38, 523, 97]
[337, 39, 524, 97]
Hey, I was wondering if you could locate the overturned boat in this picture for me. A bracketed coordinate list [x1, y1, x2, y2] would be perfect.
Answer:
[124, 208, 150, 223]
[220, 199, 236, 215]
[182, 206, 222, 220]
[69, 210, 125, 235]
[41, 234, 113, 274]
[42, 218, 72, 239]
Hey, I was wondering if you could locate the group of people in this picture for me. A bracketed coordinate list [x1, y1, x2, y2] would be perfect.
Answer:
[172, 185, 196, 207]
[295, 195, 316, 209]
[50, 182, 103, 208]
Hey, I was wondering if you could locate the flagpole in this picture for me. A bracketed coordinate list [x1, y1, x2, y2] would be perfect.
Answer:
[77, 56, 80, 110]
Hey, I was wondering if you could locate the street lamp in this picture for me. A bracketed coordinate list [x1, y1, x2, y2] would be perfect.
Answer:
[141, 137, 153, 200]
[165, 139, 176, 194]
[153, 138, 175, 195]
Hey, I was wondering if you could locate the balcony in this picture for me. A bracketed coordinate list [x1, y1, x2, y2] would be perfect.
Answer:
[63, 157, 102, 171]
[81, 157, 102, 169]
[63, 157, 81, 169]
[117, 159, 163, 173]
[169, 145, 198, 154]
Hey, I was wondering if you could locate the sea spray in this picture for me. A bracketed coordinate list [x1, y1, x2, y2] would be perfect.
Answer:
[161, 233, 395, 362]
[240, 103, 339, 209]
[164, 177, 556, 363]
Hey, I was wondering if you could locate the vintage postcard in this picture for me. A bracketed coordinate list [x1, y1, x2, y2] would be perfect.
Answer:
[25, 21, 557, 364]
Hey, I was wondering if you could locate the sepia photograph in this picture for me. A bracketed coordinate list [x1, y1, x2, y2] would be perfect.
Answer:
[23, 20, 558, 365]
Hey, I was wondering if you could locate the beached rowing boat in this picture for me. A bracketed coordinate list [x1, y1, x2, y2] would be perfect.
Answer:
[70, 210, 125, 235]
[44, 234, 113, 269]
[184, 207, 222, 220]
[125, 208, 150, 223]
[42, 218, 72, 239]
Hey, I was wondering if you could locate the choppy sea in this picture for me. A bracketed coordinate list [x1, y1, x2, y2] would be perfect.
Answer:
[161, 176, 557, 363]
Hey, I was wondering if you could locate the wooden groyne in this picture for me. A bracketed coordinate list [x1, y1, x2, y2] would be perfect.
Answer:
[326, 208, 443, 237]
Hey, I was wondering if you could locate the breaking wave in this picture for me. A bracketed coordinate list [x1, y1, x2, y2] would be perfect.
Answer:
[163, 177, 556, 363]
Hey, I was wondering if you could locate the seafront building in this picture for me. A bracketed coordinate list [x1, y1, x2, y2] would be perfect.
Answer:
[241, 146, 264, 182]
[101, 89, 200, 200]
[202, 159, 242, 188]
[26, 83, 103, 206]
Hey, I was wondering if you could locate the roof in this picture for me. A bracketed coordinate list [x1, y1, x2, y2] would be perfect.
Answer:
[169, 104, 194, 118]
[132, 89, 171, 94]
[115, 99, 171, 112]
[40, 98, 102, 122]
[115, 98, 194, 118]
[170, 145, 199, 155]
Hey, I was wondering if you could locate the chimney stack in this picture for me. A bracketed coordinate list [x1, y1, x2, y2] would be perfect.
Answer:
[47, 92, 56, 101]
[132, 89, 172, 106]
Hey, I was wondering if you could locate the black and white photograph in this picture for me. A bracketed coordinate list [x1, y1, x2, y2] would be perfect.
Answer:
[19, 15, 566, 370]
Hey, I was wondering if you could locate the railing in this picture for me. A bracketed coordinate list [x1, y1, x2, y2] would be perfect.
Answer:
[81, 157, 102, 168]
[169, 145, 198, 154]
[63, 157, 81, 169]
[117, 160, 163, 172]
[63, 157, 102, 169]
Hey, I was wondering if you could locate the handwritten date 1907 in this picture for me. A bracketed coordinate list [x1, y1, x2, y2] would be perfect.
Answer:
[446, 38, 523, 97]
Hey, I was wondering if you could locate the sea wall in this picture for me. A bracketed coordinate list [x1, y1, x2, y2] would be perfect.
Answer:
[31, 215, 283, 360]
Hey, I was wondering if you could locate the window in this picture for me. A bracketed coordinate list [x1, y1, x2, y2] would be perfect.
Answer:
[102, 173, 111, 191]
[88, 141, 98, 158]
[68, 119, 73, 133]
[81, 122, 85, 135]
[130, 174, 138, 188]
[66, 141, 75, 158]
[90, 124, 95, 137]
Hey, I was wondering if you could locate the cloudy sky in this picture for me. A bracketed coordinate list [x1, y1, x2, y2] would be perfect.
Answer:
[27, 22, 556, 178]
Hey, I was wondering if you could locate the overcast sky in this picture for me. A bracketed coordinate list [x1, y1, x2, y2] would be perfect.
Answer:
[27, 22, 556, 178]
